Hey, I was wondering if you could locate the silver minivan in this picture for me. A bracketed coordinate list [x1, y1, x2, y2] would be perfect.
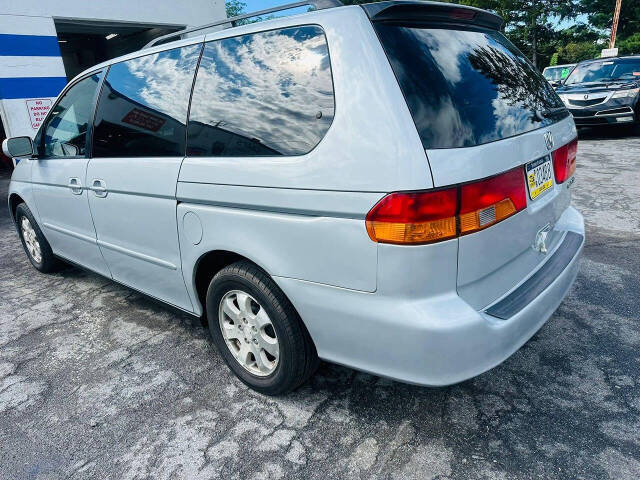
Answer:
[4, 1, 584, 395]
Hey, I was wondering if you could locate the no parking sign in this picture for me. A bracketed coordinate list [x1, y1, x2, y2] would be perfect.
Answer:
[25, 98, 52, 130]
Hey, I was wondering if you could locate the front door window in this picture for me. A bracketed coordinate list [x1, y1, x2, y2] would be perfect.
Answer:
[40, 73, 101, 158]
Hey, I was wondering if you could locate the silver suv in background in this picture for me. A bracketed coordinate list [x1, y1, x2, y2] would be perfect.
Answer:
[4, 1, 583, 395]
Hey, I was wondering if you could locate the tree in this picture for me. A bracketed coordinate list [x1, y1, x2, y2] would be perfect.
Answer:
[554, 42, 601, 64]
[581, 0, 640, 45]
[458, 1, 580, 68]
[225, 0, 246, 18]
[224, 0, 277, 25]
[618, 33, 640, 55]
[340, 0, 580, 68]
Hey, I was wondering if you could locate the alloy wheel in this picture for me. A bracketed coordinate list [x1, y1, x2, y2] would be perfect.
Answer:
[218, 290, 279, 376]
[21, 217, 42, 264]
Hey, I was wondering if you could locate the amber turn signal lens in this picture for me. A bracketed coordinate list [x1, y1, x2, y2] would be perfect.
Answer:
[459, 198, 517, 234]
[366, 217, 457, 245]
[365, 190, 458, 245]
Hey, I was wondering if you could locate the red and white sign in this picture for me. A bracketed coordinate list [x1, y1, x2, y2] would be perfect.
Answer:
[25, 98, 52, 130]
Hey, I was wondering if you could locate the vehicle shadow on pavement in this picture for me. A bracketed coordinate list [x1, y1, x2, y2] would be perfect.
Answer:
[577, 124, 640, 140]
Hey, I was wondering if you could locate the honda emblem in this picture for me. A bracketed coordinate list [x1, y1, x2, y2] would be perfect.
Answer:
[544, 131, 554, 151]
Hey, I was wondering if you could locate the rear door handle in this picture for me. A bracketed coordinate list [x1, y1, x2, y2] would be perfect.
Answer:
[90, 179, 108, 198]
[68, 177, 83, 195]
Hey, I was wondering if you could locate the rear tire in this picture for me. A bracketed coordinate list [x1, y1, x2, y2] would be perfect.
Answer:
[206, 261, 319, 395]
[15, 203, 61, 273]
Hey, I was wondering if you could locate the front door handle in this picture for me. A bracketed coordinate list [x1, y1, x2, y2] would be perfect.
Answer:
[68, 177, 83, 195]
[90, 179, 108, 198]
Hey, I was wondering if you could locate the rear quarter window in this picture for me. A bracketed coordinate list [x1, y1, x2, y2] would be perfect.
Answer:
[374, 24, 567, 149]
[187, 25, 335, 157]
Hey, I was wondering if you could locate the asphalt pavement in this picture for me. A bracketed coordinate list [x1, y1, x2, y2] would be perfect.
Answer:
[0, 128, 639, 479]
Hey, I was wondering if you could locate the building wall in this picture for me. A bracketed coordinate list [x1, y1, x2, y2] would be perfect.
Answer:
[0, 15, 66, 138]
[0, 0, 225, 144]
[2, 1, 225, 28]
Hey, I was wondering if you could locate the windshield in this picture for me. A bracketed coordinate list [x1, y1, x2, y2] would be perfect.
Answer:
[565, 58, 640, 84]
[374, 24, 566, 149]
[544, 66, 573, 81]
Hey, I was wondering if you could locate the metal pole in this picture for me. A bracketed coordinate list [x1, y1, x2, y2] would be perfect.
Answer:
[609, 0, 622, 49]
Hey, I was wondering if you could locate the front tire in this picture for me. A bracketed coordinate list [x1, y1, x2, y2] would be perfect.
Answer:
[15, 203, 61, 273]
[206, 261, 318, 395]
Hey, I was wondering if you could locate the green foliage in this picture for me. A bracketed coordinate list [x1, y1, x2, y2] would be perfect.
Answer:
[225, 0, 276, 25]
[581, 0, 640, 44]
[554, 42, 601, 64]
[225, 0, 246, 18]
[618, 33, 640, 56]
[224, 0, 637, 69]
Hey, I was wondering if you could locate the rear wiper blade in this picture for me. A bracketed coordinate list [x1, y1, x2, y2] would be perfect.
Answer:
[542, 106, 568, 118]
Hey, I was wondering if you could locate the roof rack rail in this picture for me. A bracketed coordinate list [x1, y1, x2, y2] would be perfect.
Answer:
[143, 0, 343, 49]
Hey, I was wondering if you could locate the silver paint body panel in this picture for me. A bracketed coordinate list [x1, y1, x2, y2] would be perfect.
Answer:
[7, 4, 584, 386]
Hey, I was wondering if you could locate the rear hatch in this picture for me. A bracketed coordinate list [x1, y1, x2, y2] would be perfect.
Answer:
[367, 2, 578, 310]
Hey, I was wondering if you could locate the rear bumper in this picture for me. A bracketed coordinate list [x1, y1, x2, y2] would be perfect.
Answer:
[275, 206, 584, 386]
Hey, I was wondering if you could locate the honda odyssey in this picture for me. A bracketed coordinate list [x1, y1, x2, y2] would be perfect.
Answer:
[4, 0, 584, 394]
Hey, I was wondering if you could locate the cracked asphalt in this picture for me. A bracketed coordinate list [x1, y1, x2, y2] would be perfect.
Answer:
[1, 127, 639, 480]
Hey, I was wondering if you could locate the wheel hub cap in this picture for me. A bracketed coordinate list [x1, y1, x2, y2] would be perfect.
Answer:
[21, 217, 42, 264]
[218, 290, 279, 376]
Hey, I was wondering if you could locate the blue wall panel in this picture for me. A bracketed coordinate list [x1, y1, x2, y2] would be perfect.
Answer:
[0, 34, 62, 57]
[0, 77, 67, 99]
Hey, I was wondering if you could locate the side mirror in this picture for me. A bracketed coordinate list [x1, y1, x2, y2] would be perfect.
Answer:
[2, 136, 34, 158]
[60, 142, 79, 157]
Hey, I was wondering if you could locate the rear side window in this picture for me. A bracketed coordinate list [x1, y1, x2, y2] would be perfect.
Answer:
[187, 25, 334, 157]
[374, 24, 567, 149]
[92, 44, 202, 158]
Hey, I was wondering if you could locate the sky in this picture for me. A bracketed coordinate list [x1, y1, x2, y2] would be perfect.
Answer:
[240, 1, 591, 30]
[242, 0, 311, 18]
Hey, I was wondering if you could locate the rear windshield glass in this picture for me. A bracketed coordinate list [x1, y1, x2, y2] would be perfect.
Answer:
[374, 24, 567, 149]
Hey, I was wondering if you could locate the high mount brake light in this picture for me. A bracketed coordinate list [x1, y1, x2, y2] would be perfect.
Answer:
[449, 8, 476, 21]
[366, 167, 527, 245]
[552, 138, 578, 184]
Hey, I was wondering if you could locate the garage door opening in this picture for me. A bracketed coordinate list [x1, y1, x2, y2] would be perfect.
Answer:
[54, 20, 184, 81]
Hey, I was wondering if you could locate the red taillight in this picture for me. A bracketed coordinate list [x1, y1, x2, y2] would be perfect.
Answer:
[459, 168, 527, 235]
[552, 138, 578, 184]
[365, 189, 458, 245]
[366, 167, 527, 245]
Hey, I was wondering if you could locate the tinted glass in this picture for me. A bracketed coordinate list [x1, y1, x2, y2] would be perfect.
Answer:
[41, 73, 101, 158]
[187, 25, 334, 157]
[565, 58, 640, 84]
[93, 44, 201, 157]
[375, 25, 567, 149]
[543, 67, 564, 81]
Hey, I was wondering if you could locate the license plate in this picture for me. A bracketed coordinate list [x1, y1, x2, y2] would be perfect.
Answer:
[526, 156, 553, 200]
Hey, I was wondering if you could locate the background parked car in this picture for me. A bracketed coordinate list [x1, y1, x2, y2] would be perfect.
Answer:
[556, 55, 640, 128]
[543, 63, 576, 88]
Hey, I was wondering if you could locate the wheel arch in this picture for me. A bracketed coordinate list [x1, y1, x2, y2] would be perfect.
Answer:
[8, 193, 25, 222]
[193, 249, 274, 318]
[190, 249, 316, 348]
